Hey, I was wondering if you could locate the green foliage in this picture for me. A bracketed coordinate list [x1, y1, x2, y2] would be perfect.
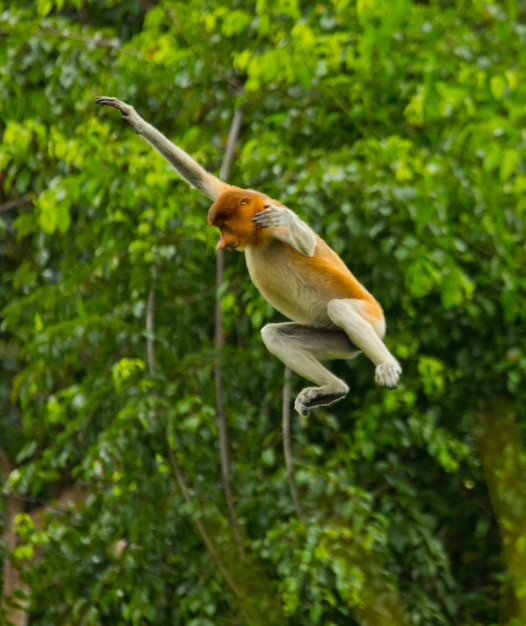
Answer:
[1, 0, 526, 624]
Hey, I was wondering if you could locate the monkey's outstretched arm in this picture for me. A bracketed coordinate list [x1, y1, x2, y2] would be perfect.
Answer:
[253, 204, 317, 256]
[95, 96, 230, 201]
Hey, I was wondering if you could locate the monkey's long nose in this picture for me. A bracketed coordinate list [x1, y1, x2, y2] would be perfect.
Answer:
[216, 232, 237, 250]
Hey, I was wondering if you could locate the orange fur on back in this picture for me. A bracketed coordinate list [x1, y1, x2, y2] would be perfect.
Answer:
[245, 237, 384, 328]
[208, 189, 384, 327]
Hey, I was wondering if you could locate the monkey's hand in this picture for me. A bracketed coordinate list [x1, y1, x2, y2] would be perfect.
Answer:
[253, 204, 316, 256]
[95, 97, 147, 135]
[95, 96, 134, 117]
[253, 204, 294, 229]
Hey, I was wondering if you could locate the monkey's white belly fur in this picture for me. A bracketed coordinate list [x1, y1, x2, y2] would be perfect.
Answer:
[245, 242, 366, 329]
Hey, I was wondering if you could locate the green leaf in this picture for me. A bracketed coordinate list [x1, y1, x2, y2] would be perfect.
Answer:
[490, 75, 507, 100]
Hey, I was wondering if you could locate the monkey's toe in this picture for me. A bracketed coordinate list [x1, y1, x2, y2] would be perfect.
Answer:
[375, 362, 402, 389]
[294, 386, 348, 415]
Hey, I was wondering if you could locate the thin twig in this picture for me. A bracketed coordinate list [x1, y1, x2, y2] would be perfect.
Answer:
[219, 108, 245, 181]
[166, 442, 242, 598]
[0, 492, 73, 516]
[215, 105, 246, 561]
[282, 367, 303, 520]
[146, 284, 156, 375]
[0, 197, 32, 213]
[146, 279, 241, 596]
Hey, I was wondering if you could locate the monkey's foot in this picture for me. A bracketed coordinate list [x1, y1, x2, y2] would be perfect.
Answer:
[375, 361, 402, 389]
[294, 385, 349, 416]
[95, 96, 132, 117]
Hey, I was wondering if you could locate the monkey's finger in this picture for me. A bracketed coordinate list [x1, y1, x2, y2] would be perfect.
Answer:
[253, 216, 280, 229]
[252, 212, 273, 226]
[95, 96, 130, 116]
[95, 96, 119, 107]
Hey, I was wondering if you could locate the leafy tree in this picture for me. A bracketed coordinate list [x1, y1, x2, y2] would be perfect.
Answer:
[1, 0, 526, 625]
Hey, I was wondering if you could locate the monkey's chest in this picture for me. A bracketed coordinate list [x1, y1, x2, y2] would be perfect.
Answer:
[244, 246, 331, 326]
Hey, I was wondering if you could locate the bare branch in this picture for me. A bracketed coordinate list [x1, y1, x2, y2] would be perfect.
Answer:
[219, 107, 245, 182]
[282, 367, 303, 520]
[215, 105, 246, 561]
[0, 450, 12, 479]
[0, 197, 32, 214]
[0, 492, 73, 516]
[166, 439, 242, 599]
[146, 277, 241, 596]
[146, 284, 156, 375]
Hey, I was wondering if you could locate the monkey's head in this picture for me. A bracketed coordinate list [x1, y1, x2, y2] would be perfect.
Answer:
[208, 189, 267, 251]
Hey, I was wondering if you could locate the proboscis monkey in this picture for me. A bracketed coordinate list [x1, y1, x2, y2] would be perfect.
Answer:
[95, 97, 401, 415]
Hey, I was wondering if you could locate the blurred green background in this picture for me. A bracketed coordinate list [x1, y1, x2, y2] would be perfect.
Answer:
[1, 1, 526, 624]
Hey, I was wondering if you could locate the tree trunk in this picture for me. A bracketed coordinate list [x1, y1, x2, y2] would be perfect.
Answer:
[476, 404, 526, 624]
[1, 496, 29, 626]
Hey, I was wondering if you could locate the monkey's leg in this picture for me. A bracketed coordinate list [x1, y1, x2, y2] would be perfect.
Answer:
[261, 322, 360, 415]
[327, 299, 402, 389]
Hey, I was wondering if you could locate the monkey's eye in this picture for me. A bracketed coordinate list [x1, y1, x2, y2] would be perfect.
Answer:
[239, 198, 249, 206]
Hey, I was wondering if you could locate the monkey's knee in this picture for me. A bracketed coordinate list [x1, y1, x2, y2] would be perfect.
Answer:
[261, 322, 300, 352]
[328, 298, 386, 339]
[261, 323, 280, 352]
